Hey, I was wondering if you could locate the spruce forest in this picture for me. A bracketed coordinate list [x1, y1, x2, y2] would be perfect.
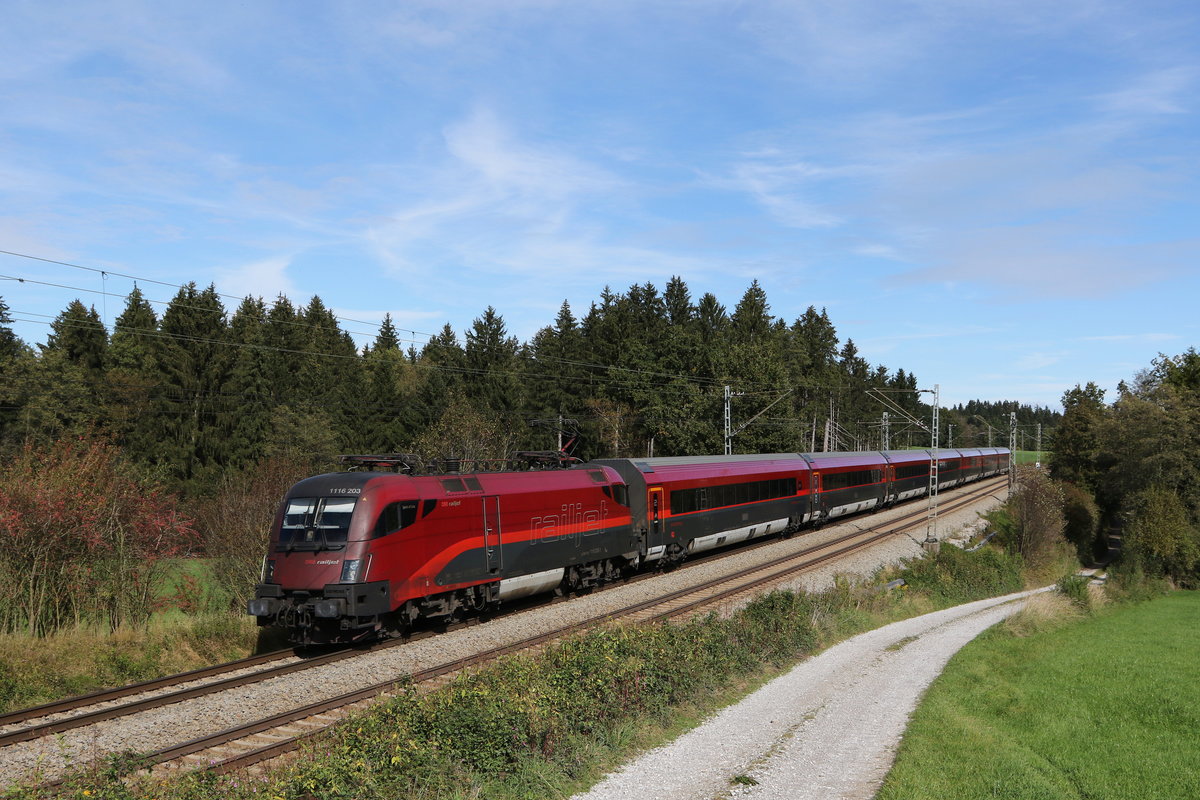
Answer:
[0, 278, 1056, 486]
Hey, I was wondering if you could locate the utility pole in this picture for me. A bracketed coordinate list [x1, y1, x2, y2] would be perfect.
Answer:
[972, 415, 998, 447]
[724, 385, 732, 455]
[948, 423, 954, 448]
[725, 385, 791, 456]
[924, 384, 940, 552]
[881, 412, 890, 451]
[1009, 411, 1017, 492]
[1036, 423, 1042, 468]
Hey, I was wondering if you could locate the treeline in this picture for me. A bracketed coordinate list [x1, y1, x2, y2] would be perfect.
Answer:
[1051, 348, 1200, 586]
[947, 399, 1059, 451]
[0, 278, 1056, 496]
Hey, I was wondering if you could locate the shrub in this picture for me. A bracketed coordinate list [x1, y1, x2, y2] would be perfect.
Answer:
[1062, 482, 1102, 564]
[899, 545, 1023, 606]
[1123, 486, 1200, 588]
[1005, 466, 1067, 569]
[0, 437, 195, 635]
[1056, 574, 1092, 610]
[190, 456, 312, 610]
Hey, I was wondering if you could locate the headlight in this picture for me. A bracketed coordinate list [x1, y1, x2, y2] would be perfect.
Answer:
[261, 557, 276, 583]
[340, 559, 363, 583]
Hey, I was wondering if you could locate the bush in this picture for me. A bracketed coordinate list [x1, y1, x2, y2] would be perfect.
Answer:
[1056, 574, 1092, 610]
[1005, 466, 1067, 569]
[190, 457, 312, 610]
[1123, 486, 1200, 588]
[899, 545, 1024, 606]
[0, 437, 195, 635]
[1062, 482, 1102, 564]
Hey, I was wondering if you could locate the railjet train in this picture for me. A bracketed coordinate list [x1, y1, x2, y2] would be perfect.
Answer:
[249, 448, 1009, 643]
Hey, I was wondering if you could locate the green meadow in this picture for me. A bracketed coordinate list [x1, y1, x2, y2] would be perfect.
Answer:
[879, 591, 1200, 800]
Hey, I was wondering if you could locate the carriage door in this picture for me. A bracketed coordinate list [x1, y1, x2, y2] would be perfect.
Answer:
[648, 486, 665, 549]
[482, 496, 503, 574]
[811, 472, 824, 521]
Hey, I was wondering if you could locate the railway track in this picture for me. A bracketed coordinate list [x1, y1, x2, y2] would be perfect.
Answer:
[7, 476, 1007, 789]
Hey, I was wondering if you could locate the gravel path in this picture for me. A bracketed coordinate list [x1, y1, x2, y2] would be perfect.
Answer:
[572, 587, 1046, 800]
[0, 481, 1005, 788]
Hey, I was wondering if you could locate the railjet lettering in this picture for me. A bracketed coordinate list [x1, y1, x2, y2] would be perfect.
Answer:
[532, 502, 608, 543]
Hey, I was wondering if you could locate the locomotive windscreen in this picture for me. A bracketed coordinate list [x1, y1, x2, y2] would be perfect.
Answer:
[279, 497, 356, 549]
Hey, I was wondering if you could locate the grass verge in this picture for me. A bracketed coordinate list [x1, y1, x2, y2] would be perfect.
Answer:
[0, 613, 259, 715]
[876, 590, 1200, 800]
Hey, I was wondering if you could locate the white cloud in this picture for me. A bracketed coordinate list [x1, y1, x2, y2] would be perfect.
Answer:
[1015, 352, 1068, 371]
[1096, 66, 1196, 116]
[718, 160, 846, 229]
[443, 107, 620, 202]
[213, 256, 298, 302]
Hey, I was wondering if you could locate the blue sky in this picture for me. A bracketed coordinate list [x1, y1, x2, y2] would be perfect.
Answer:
[1, 1, 1197, 409]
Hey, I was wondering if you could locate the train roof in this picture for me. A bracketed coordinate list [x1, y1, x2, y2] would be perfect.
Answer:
[801, 451, 887, 469]
[588, 453, 807, 474]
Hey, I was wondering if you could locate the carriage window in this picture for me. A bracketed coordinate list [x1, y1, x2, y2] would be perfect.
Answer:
[896, 464, 929, 480]
[670, 476, 797, 514]
[821, 470, 878, 491]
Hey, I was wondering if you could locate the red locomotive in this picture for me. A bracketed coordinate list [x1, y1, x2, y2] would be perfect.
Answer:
[249, 448, 1009, 643]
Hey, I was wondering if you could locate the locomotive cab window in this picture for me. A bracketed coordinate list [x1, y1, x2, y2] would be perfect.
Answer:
[601, 483, 631, 506]
[280, 497, 356, 549]
[374, 501, 420, 538]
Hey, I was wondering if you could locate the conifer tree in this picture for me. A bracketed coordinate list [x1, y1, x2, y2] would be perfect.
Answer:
[44, 299, 106, 372]
[411, 324, 466, 437]
[0, 296, 21, 364]
[149, 283, 230, 487]
[107, 287, 157, 372]
[526, 301, 588, 451]
[223, 297, 274, 467]
[464, 306, 521, 421]
[651, 277, 715, 455]
[727, 282, 789, 453]
[297, 296, 362, 450]
[360, 313, 415, 452]
[105, 288, 160, 458]
[0, 296, 27, 443]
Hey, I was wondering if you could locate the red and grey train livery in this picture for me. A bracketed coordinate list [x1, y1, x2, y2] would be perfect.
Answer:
[249, 447, 1008, 643]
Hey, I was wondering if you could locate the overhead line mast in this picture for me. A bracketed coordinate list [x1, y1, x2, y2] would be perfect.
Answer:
[924, 384, 940, 552]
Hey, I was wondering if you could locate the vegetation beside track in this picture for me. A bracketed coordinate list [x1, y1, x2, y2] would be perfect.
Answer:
[0, 613, 259, 715]
[878, 589, 1197, 800]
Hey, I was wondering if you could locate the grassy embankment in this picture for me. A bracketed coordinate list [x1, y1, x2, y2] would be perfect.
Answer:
[0, 559, 261, 714]
[878, 590, 1200, 800]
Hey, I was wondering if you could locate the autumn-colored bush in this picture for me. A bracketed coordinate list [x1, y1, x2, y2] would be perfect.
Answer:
[0, 437, 195, 635]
